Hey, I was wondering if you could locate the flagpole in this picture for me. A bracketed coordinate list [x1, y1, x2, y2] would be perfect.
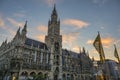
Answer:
[114, 45, 120, 63]
[98, 31, 102, 64]
[98, 31, 105, 64]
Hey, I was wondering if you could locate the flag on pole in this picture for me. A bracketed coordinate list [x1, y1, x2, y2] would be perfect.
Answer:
[114, 45, 120, 63]
[93, 32, 105, 63]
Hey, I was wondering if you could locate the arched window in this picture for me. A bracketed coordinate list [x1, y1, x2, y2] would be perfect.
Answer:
[38, 72, 43, 75]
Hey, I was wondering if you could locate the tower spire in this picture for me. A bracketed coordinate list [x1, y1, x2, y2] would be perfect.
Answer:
[4, 38, 7, 44]
[51, 4, 58, 22]
[22, 21, 27, 38]
[22, 21, 27, 32]
[53, 4, 57, 15]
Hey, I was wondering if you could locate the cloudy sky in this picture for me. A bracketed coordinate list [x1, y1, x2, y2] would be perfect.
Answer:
[0, 0, 120, 61]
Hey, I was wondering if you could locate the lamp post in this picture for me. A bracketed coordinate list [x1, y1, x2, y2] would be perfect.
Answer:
[48, 74, 49, 80]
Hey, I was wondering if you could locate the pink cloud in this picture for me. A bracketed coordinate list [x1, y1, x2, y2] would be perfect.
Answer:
[7, 17, 24, 27]
[36, 25, 47, 33]
[0, 19, 4, 27]
[0, 18, 16, 36]
[62, 19, 89, 28]
[62, 32, 80, 51]
[35, 34, 45, 42]
[3, 26, 16, 36]
[63, 32, 79, 45]
[87, 40, 94, 44]
[72, 46, 80, 53]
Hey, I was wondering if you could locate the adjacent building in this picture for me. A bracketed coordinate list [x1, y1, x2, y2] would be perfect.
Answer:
[102, 60, 120, 80]
[92, 59, 120, 80]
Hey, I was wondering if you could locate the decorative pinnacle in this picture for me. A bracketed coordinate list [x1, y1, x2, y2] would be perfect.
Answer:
[52, 4, 57, 16]
[22, 21, 27, 32]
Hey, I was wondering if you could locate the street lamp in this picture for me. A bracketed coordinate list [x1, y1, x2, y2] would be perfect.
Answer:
[48, 74, 49, 80]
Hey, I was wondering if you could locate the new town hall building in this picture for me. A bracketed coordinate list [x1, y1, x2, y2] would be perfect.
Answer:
[0, 6, 93, 80]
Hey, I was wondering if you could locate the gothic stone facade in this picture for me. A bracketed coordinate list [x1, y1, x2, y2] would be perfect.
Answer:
[0, 6, 93, 80]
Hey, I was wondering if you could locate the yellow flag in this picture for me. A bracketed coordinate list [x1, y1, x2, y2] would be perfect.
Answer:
[93, 32, 105, 63]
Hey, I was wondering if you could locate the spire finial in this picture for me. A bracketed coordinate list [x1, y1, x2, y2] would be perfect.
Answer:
[16, 27, 21, 36]
[5, 38, 7, 44]
[83, 47, 85, 53]
[17, 27, 20, 33]
[52, 4, 57, 16]
[25, 20, 27, 27]
[22, 21, 27, 32]
[98, 31, 100, 35]
[51, 4, 58, 22]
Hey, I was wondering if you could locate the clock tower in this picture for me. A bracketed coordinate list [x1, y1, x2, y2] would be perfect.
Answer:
[45, 5, 62, 80]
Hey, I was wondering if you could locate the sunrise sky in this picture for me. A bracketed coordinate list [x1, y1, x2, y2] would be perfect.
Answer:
[0, 0, 120, 61]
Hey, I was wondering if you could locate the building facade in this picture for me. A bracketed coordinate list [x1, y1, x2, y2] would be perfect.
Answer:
[102, 60, 120, 80]
[0, 6, 93, 80]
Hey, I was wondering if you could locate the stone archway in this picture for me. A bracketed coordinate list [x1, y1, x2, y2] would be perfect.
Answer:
[19, 71, 28, 80]
[29, 72, 36, 80]
[30, 72, 36, 77]
[20, 71, 28, 76]
[38, 72, 43, 75]
[38, 72, 44, 78]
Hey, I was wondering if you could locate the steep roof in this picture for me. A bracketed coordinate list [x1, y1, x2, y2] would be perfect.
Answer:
[25, 38, 48, 50]
[62, 49, 79, 58]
